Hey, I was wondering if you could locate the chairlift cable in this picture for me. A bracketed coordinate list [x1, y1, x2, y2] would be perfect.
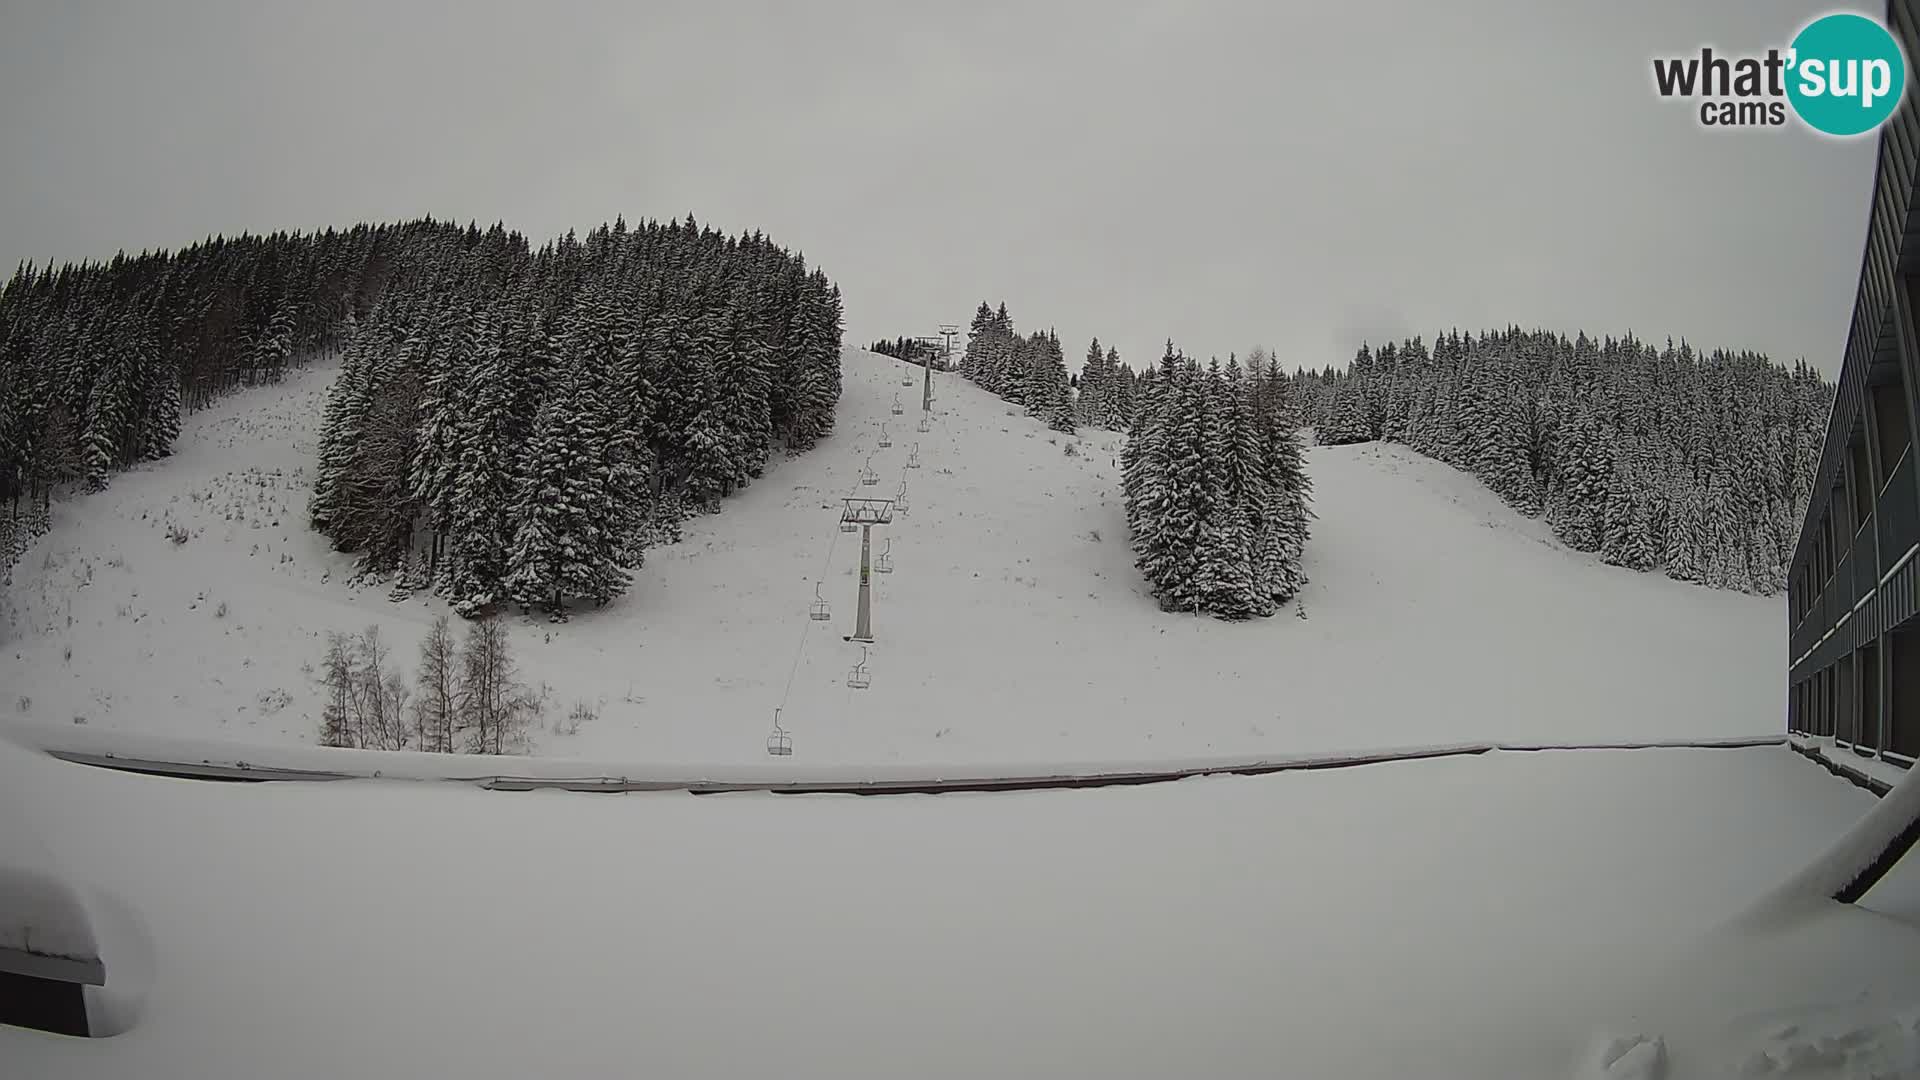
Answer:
[774, 510, 844, 717]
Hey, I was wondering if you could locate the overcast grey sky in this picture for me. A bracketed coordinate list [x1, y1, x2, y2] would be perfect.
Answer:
[0, 0, 1880, 375]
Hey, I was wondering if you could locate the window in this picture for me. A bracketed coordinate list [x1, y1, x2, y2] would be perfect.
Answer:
[1871, 373, 1912, 491]
[1893, 623, 1920, 759]
[1851, 437, 1874, 532]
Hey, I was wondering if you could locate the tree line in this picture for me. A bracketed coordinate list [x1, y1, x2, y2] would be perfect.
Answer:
[1123, 345, 1313, 618]
[869, 336, 948, 368]
[1293, 328, 1831, 595]
[1, 224, 382, 583]
[958, 301, 1078, 432]
[0, 216, 845, 619]
[308, 216, 844, 619]
[985, 311, 1821, 600]
[961, 303, 1313, 619]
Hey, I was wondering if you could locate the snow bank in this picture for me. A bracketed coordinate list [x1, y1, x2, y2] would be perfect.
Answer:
[0, 720, 1784, 791]
[0, 865, 100, 970]
[1576, 1034, 1668, 1079]
[0, 739, 1902, 1079]
[0, 783, 102, 976]
[1745, 759, 1920, 917]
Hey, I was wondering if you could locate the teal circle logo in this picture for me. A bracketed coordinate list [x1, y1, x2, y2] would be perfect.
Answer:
[1787, 13, 1907, 136]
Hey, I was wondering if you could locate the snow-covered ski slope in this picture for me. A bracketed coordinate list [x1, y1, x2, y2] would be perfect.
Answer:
[0, 349, 1783, 765]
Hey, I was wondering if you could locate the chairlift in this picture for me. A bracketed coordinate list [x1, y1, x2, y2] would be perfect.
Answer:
[860, 454, 880, 486]
[839, 518, 858, 533]
[809, 582, 831, 621]
[907, 443, 921, 469]
[891, 393, 905, 416]
[847, 646, 872, 690]
[878, 422, 892, 449]
[876, 538, 893, 574]
[766, 708, 793, 756]
[895, 480, 910, 514]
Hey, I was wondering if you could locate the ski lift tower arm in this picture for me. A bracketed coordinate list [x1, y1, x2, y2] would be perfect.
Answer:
[840, 497, 895, 528]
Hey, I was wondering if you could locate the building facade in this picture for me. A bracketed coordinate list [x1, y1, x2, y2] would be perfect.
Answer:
[1786, 0, 1920, 761]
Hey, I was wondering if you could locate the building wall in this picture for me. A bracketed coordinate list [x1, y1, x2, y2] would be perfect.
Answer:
[1785, 0, 1920, 763]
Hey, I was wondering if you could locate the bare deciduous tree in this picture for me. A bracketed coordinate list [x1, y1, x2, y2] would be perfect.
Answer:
[315, 615, 536, 755]
[319, 631, 355, 748]
[353, 625, 409, 751]
[413, 615, 460, 753]
[458, 618, 534, 755]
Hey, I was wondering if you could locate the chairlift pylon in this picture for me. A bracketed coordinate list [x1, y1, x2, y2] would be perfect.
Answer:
[879, 422, 892, 448]
[847, 646, 872, 690]
[860, 454, 879, 487]
[809, 582, 831, 621]
[766, 708, 793, 756]
[876, 537, 893, 574]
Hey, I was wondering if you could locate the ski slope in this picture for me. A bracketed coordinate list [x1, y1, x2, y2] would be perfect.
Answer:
[0, 348, 1784, 765]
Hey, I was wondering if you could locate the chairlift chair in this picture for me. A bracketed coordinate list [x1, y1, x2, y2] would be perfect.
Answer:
[809, 582, 831, 621]
[766, 708, 793, 756]
[895, 481, 910, 514]
[847, 647, 872, 690]
[916, 415, 930, 433]
[876, 538, 893, 574]
[891, 393, 905, 416]
[907, 443, 921, 469]
[878, 422, 892, 448]
[839, 519, 858, 533]
[860, 454, 880, 486]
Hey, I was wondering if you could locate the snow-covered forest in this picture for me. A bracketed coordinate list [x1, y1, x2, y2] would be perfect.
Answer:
[1072, 336, 1139, 431]
[965, 302, 1313, 619]
[999, 314, 1826, 600]
[1291, 329, 1832, 595]
[308, 217, 843, 618]
[0, 216, 845, 617]
[0, 226, 358, 582]
[1122, 345, 1312, 618]
[868, 336, 949, 368]
[958, 301, 1080, 432]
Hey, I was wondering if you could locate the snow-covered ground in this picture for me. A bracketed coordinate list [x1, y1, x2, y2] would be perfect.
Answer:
[1, 735, 1914, 1079]
[0, 349, 1784, 766]
[3, 349, 1908, 1077]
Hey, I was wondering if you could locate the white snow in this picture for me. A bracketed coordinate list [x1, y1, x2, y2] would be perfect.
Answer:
[0, 779, 100, 970]
[1577, 1034, 1668, 1079]
[0, 720, 1784, 790]
[0, 350, 1906, 1076]
[0, 349, 1785, 766]
[0, 863, 97, 969]
[1794, 735, 1912, 792]
[0, 736, 1912, 1078]
[1747, 755, 1920, 919]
